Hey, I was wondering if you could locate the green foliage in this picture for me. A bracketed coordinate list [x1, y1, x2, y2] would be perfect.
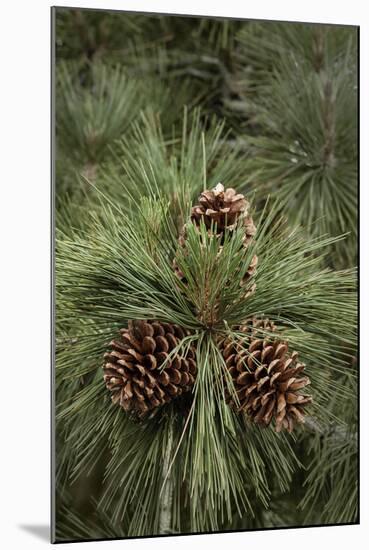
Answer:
[56, 156, 356, 535]
[55, 63, 208, 206]
[298, 372, 358, 524]
[55, 107, 257, 234]
[54, 8, 358, 540]
[224, 22, 358, 267]
[55, 8, 162, 62]
[55, 7, 241, 64]
[55, 492, 123, 542]
[299, 425, 358, 524]
[56, 61, 139, 167]
[55, 60, 141, 207]
[99, 108, 255, 222]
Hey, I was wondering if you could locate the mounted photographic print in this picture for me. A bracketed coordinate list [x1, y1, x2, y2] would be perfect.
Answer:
[52, 6, 359, 543]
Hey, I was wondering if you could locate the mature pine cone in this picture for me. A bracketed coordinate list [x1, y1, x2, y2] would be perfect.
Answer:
[221, 318, 312, 432]
[103, 320, 196, 416]
[174, 183, 258, 295]
[191, 182, 256, 240]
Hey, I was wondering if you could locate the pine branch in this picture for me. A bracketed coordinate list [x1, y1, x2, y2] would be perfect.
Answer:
[56, 174, 356, 533]
[222, 23, 357, 268]
[54, 14, 357, 534]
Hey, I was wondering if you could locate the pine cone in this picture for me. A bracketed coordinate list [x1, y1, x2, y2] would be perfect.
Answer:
[221, 319, 312, 432]
[174, 183, 258, 296]
[191, 183, 255, 240]
[103, 320, 196, 416]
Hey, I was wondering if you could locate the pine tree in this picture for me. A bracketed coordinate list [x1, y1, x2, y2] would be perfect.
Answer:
[53, 7, 358, 542]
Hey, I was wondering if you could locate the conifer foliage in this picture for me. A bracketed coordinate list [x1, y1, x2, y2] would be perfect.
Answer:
[223, 22, 358, 267]
[54, 8, 358, 542]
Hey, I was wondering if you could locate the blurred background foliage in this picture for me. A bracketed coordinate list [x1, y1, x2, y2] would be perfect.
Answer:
[55, 9, 357, 269]
[54, 7, 358, 542]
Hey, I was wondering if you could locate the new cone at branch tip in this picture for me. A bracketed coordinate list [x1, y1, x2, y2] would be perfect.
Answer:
[174, 183, 258, 297]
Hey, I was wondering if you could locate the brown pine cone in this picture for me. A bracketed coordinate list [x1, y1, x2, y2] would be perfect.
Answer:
[221, 319, 312, 432]
[173, 183, 258, 296]
[103, 320, 196, 416]
[191, 182, 255, 239]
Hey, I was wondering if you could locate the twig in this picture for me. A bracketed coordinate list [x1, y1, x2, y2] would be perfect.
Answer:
[159, 423, 174, 534]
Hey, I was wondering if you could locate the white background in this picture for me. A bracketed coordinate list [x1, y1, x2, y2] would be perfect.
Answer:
[0, 0, 366, 548]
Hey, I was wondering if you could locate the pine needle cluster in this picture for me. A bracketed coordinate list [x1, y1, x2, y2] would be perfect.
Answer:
[223, 22, 358, 267]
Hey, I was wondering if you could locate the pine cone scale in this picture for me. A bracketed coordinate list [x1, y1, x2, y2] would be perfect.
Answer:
[103, 320, 196, 416]
[141, 336, 156, 354]
[220, 317, 312, 432]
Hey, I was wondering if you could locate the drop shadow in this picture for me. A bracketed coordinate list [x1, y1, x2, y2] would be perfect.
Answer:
[19, 524, 50, 542]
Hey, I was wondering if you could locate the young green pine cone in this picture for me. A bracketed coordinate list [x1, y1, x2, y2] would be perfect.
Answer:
[103, 320, 196, 416]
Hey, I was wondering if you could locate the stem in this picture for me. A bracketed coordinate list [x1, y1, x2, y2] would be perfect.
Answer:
[201, 132, 207, 191]
[159, 424, 174, 535]
[312, 27, 325, 73]
[321, 78, 336, 168]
